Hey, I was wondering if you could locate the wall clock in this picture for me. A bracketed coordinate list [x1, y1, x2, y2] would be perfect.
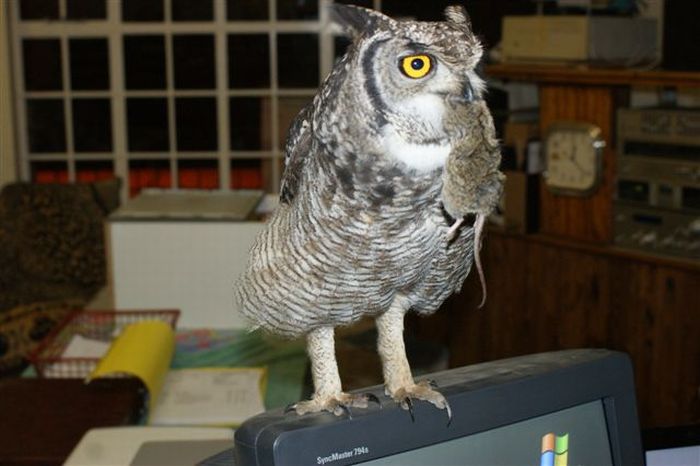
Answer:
[543, 121, 605, 196]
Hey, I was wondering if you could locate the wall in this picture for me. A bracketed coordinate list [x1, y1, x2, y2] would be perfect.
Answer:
[0, 1, 17, 187]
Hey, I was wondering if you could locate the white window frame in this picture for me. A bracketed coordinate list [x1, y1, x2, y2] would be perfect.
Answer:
[9, 0, 382, 201]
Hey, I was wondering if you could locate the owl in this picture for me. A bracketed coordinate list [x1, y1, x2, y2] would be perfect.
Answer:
[234, 4, 504, 420]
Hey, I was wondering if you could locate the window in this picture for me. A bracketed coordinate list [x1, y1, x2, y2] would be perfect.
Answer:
[11, 0, 383, 199]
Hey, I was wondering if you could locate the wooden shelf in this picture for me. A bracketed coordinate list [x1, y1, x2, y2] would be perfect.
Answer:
[491, 229, 700, 273]
[486, 63, 700, 88]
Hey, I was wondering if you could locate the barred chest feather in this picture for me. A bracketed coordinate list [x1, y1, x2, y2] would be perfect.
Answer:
[234, 145, 475, 338]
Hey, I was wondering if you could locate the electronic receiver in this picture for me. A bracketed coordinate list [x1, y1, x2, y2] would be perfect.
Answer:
[615, 109, 700, 259]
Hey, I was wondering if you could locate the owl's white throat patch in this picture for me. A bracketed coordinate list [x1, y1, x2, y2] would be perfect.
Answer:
[399, 94, 445, 130]
[382, 125, 450, 172]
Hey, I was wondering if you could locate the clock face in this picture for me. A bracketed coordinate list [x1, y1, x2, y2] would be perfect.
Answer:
[544, 123, 604, 196]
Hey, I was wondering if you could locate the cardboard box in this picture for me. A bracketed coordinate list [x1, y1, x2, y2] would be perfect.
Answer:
[502, 16, 657, 63]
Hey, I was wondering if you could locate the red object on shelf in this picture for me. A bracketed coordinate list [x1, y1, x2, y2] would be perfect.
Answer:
[157, 168, 171, 188]
[129, 167, 171, 196]
[77, 169, 96, 183]
[139, 167, 157, 188]
[34, 169, 69, 184]
[230, 168, 262, 189]
[96, 169, 115, 181]
[129, 170, 140, 197]
[178, 168, 199, 188]
[200, 168, 219, 189]
[34, 170, 57, 184]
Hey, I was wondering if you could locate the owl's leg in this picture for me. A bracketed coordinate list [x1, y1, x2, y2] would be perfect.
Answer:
[288, 326, 377, 416]
[376, 297, 452, 422]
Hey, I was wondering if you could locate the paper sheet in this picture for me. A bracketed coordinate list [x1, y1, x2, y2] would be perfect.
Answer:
[149, 367, 266, 427]
[62, 335, 112, 358]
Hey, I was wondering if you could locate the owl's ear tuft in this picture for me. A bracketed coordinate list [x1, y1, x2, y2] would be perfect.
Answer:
[331, 4, 392, 38]
[444, 5, 472, 30]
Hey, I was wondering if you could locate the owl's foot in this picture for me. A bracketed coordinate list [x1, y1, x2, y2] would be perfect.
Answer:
[285, 392, 380, 417]
[387, 380, 452, 425]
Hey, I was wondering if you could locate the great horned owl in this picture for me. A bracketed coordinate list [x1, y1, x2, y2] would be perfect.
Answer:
[234, 4, 503, 419]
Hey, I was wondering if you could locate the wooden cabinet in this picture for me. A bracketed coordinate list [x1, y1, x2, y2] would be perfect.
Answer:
[433, 232, 700, 428]
[487, 64, 700, 244]
[411, 232, 700, 428]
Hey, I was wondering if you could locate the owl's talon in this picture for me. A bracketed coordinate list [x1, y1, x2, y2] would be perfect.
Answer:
[288, 392, 374, 417]
[365, 392, 382, 408]
[427, 379, 439, 389]
[445, 399, 453, 427]
[390, 381, 451, 424]
[336, 403, 353, 419]
[401, 397, 415, 422]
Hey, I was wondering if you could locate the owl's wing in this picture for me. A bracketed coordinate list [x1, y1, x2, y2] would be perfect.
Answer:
[279, 103, 314, 204]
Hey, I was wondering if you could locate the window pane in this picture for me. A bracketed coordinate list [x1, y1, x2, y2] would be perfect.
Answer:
[178, 159, 219, 189]
[22, 39, 62, 91]
[277, 0, 318, 20]
[122, 0, 164, 21]
[227, 0, 267, 20]
[230, 97, 270, 151]
[278, 97, 312, 149]
[124, 35, 167, 90]
[69, 39, 109, 90]
[172, 0, 213, 21]
[175, 98, 217, 151]
[76, 161, 115, 183]
[277, 34, 319, 88]
[72, 99, 112, 152]
[173, 35, 215, 90]
[19, 0, 59, 20]
[228, 35, 269, 89]
[230, 159, 263, 190]
[126, 98, 169, 151]
[66, 0, 106, 19]
[32, 161, 68, 184]
[333, 0, 373, 6]
[27, 99, 66, 153]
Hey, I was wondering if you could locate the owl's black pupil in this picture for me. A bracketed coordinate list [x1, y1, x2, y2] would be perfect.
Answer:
[411, 58, 424, 70]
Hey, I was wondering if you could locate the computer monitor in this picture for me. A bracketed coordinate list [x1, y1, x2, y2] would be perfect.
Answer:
[225, 349, 643, 466]
[644, 424, 700, 466]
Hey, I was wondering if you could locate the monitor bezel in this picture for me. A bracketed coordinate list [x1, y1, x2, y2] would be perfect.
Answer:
[234, 349, 644, 466]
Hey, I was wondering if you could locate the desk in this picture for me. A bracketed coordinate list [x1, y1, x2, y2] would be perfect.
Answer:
[0, 378, 145, 466]
[3, 328, 308, 465]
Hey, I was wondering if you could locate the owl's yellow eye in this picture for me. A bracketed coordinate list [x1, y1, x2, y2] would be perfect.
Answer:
[400, 55, 432, 79]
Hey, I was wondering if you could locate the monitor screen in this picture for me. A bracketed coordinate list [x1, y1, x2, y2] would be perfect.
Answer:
[644, 424, 700, 466]
[359, 400, 613, 465]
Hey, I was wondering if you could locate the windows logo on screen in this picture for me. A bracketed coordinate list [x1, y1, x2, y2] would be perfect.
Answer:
[540, 433, 569, 466]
